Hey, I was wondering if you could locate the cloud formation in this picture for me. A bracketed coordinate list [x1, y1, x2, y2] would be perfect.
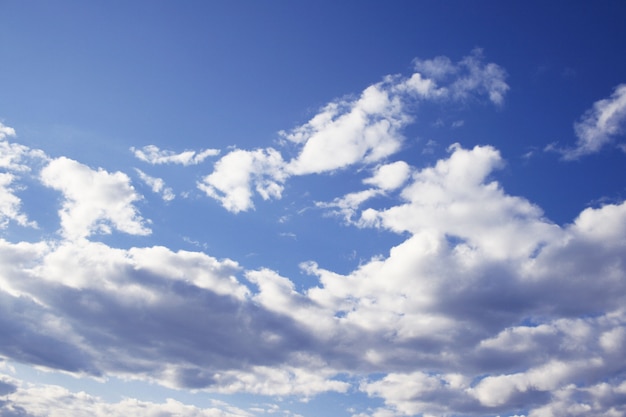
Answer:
[0, 373, 253, 417]
[198, 52, 508, 213]
[0, 52, 625, 416]
[1, 122, 625, 416]
[553, 84, 626, 159]
[131, 145, 219, 166]
[197, 148, 286, 213]
[40, 158, 151, 240]
[135, 169, 175, 201]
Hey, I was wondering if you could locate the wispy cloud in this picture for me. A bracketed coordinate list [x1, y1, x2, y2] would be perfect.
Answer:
[550, 84, 626, 159]
[135, 169, 175, 201]
[131, 145, 219, 166]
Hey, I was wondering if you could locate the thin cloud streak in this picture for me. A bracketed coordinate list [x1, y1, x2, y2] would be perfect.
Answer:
[550, 84, 626, 159]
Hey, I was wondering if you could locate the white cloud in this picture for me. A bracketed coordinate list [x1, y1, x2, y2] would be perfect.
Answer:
[414, 49, 509, 106]
[0, 121, 16, 141]
[316, 189, 384, 224]
[363, 161, 411, 191]
[135, 169, 175, 201]
[1, 374, 253, 417]
[40, 157, 151, 239]
[131, 145, 219, 165]
[201, 52, 508, 213]
[0, 173, 37, 229]
[197, 148, 286, 213]
[359, 144, 559, 260]
[555, 84, 626, 159]
[0, 123, 48, 229]
[316, 162, 410, 223]
[282, 82, 409, 176]
[1, 139, 626, 416]
[2, 49, 626, 417]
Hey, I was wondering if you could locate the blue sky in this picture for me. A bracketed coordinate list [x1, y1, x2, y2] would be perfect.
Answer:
[1, 1, 626, 416]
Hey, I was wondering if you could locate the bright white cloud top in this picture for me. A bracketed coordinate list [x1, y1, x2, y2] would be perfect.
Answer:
[1, 3, 626, 417]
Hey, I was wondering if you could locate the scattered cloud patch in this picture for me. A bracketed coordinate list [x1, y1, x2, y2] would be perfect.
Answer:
[413, 49, 509, 106]
[551, 84, 626, 159]
[201, 52, 508, 213]
[131, 145, 219, 166]
[0, 373, 253, 417]
[40, 157, 151, 239]
[197, 148, 286, 213]
[135, 169, 175, 201]
[0, 173, 37, 229]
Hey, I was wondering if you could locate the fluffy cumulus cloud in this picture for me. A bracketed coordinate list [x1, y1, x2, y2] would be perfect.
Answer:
[131, 145, 219, 165]
[1, 55, 626, 417]
[4, 137, 625, 416]
[554, 84, 626, 159]
[198, 148, 286, 213]
[40, 157, 151, 239]
[198, 52, 508, 213]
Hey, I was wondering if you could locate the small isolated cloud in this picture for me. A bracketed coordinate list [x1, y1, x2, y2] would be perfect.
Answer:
[135, 169, 175, 201]
[40, 157, 151, 240]
[131, 144, 220, 166]
[553, 84, 626, 159]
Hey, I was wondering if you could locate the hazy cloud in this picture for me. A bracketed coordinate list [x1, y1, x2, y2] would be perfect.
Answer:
[0, 374, 252, 417]
[135, 169, 175, 201]
[554, 84, 626, 159]
[131, 145, 219, 166]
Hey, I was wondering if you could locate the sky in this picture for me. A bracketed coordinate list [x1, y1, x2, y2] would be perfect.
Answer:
[1, 1, 626, 416]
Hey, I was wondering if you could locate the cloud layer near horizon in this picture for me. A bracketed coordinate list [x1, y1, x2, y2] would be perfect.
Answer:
[1, 52, 626, 417]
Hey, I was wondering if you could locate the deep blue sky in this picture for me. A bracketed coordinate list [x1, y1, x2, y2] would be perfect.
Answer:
[1, 2, 626, 417]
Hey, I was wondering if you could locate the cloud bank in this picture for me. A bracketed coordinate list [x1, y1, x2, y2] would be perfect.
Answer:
[1, 53, 626, 417]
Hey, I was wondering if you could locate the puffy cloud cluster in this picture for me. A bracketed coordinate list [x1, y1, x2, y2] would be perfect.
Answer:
[40, 157, 151, 240]
[197, 148, 286, 213]
[198, 52, 508, 213]
[3, 132, 626, 416]
[1, 69, 626, 417]
[413, 48, 509, 106]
